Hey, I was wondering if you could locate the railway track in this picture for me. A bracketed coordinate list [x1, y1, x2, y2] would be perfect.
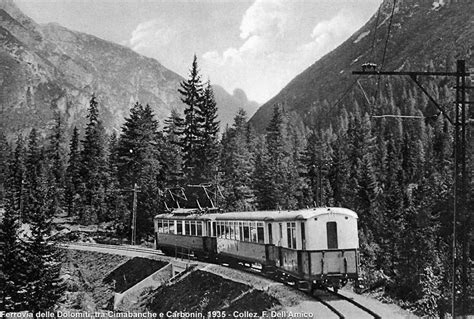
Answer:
[61, 242, 164, 256]
[63, 242, 382, 319]
[313, 288, 381, 319]
[241, 263, 380, 319]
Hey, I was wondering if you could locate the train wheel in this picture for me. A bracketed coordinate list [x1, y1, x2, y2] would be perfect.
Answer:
[297, 281, 312, 292]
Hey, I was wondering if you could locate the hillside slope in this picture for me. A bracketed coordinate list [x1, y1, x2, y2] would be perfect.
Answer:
[249, 0, 474, 132]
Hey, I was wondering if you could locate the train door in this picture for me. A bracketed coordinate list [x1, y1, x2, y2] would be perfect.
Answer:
[326, 221, 338, 249]
[206, 221, 212, 236]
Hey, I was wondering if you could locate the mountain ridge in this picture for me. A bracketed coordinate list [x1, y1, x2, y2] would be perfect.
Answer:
[249, 0, 474, 132]
[0, 0, 257, 137]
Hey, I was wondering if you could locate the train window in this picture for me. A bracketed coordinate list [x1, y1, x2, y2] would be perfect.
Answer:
[251, 222, 257, 242]
[225, 222, 231, 239]
[212, 222, 217, 237]
[191, 221, 197, 236]
[239, 222, 244, 241]
[287, 222, 296, 249]
[197, 222, 202, 236]
[177, 221, 183, 235]
[169, 221, 175, 234]
[162, 220, 168, 233]
[185, 221, 190, 235]
[326, 222, 338, 249]
[158, 220, 163, 233]
[219, 222, 225, 238]
[234, 222, 240, 240]
[243, 222, 250, 242]
[229, 221, 234, 239]
[257, 223, 264, 244]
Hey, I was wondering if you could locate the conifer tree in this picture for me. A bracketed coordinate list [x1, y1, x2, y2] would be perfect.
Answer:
[254, 106, 290, 209]
[117, 102, 163, 239]
[176, 55, 205, 184]
[301, 131, 332, 207]
[0, 132, 9, 205]
[105, 131, 128, 227]
[65, 127, 82, 216]
[24, 129, 44, 222]
[46, 112, 66, 206]
[163, 109, 184, 187]
[220, 109, 255, 210]
[80, 94, 108, 223]
[199, 81, 220, 182]
[23, 169, 64, 312]
[0, 155, 28, 311]
[10, 135, 27, 220]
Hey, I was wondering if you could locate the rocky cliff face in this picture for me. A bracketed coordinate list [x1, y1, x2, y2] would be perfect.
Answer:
[0, 0, 185, 137]
[212, 85, 259, 128]
[249, 0, 474, 132]
[0, 0, 256, 138]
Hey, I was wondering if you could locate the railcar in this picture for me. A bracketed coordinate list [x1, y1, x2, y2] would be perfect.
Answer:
[154, 207, 360, 292]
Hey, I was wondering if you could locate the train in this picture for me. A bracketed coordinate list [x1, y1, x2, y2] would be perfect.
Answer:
[153, 186, 360, 292]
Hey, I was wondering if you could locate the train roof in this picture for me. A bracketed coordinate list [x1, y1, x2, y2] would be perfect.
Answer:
[154, 207, 358, 221]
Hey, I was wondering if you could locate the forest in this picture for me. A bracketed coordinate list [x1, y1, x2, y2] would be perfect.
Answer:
[0, 56, 469, 317]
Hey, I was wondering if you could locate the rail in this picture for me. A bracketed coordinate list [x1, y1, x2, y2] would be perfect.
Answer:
[324, 288, 382, 319]
[63, 242, 382, 318]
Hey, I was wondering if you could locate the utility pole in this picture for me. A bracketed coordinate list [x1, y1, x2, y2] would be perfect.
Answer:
[353, 60, 472, 317]
[107, 183, 141, 245]
[131, 183, 140, 245]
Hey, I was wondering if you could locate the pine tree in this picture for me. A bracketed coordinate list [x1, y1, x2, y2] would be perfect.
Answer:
[105, 131, 128, 229]
[46, 112, 66, 207]
[220, 109, 255, 210]
[23, 129, 44, 222]
[23, 169, 64, 312]
[0, 132, 9, 205]
[199, 81, 220, 182]
[10, 135, 27, 220]
[176, 55, 205, 184]
[80, 94, 108, 223]
[65, 127, 82, 216]
[301, 131, 332, 207]
[0, 152, 29, 311]
[163, 109, 184, 187]
[254, 106, 291, 210]
[117, 102, 163, 240]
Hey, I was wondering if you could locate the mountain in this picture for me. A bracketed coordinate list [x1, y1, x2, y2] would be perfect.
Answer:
[212, 85, 259, 129]
[249, 0, 474, 132]
[0, 0, 254, 138]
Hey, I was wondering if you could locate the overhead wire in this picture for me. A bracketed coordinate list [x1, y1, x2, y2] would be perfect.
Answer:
[332, 0, 398, 115]
[331, 76, 361, 110]
[363, 1, 383, 116]
[372, 0, 398, 117]
[380, 0, 398, 71]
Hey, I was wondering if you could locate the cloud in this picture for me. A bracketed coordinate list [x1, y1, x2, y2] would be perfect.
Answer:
[127, 19, 178, 53]
[239, 0, 292, 39]
[296, 10, 365, 60]
[202, 1, 368, 103]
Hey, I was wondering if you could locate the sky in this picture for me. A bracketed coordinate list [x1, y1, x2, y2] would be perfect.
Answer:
[16, 0, 382, 103]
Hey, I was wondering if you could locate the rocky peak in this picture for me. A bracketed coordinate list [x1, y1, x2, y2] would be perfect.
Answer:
[0, 0, 42, 45]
